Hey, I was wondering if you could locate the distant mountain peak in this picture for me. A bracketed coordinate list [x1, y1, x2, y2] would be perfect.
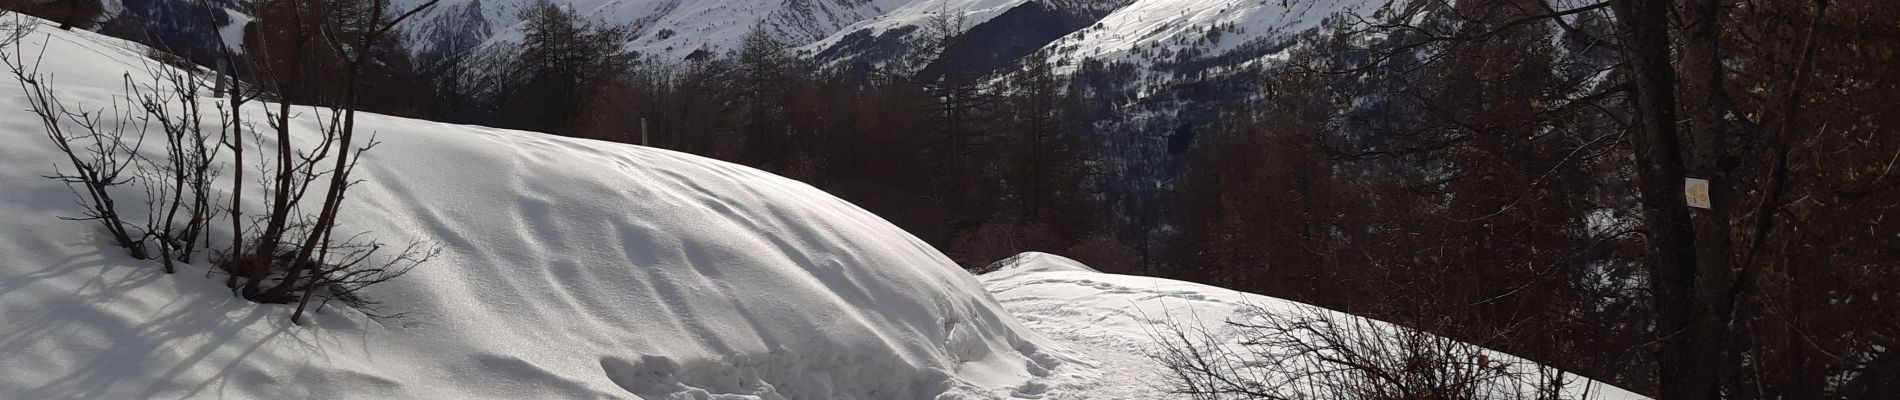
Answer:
[403, 0, 913, 62]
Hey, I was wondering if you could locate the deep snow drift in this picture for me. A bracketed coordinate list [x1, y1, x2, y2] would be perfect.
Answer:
[0, 20, 1064, 399]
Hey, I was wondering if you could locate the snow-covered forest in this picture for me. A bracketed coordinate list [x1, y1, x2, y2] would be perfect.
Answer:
[0, 0, 1895, 398]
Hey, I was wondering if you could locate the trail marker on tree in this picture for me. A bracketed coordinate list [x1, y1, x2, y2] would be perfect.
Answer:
[1685, 178, 1712, 209]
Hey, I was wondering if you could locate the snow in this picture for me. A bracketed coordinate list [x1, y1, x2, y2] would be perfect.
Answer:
[801, 0, 1144, 71]
[407, 0, 913, 62]
[0, 20, 1068, 399]
[1035, 0, 1368, 85]
[0, 17, 1651, 400]
[979, 252, 1652, 399]
[217, 9, 252, 53]
[414, 0, 1045, 64]
[558, 0, 908, 61]
[1059, 0, 1360, 62]
[802, 0, 1032, 54]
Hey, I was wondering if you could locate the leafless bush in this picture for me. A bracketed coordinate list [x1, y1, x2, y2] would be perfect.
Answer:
[293, 234, 441, 319]
[953, 217, 1062, 272]
[0, 0, 102, 30]
[223, 0, 444, 324]
[144, 47, 195, 71]
[6, 7, 434, 325]
[1151, 303, 1602, 400]
[1062, 234, 1142, 274]
[130, 63, 222, 273]
[6, 45, 151, 259]
[0, 12, 30, 50]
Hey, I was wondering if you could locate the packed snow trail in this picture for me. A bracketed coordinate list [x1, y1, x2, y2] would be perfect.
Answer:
[978, 252, 1652, 400]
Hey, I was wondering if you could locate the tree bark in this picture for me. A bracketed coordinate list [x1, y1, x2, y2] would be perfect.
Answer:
[1610, 0, 1719, 398]
[1677, 0, 1737, 395]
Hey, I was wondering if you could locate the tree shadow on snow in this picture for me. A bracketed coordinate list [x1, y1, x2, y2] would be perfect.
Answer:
[0, 240, 368, 399]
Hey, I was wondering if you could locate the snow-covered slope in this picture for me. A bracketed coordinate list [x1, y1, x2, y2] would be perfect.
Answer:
[403, 0, 1139, 68]
[980, 252, 1651, 399]
[405, 0, 915, 61]
[802, 0, 1039, 69]
[1036, 0, 1368, 88]
[399, 0, 1372, 77]
[804, 0, 1132, 72]
[0, 20, 1072, 399]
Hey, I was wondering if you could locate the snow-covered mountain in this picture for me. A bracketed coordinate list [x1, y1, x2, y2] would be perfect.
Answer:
[403, 0, 916, 61]
[399, 0, 1145, 67]
[95, 0, 1379, 88]
[802, 0, 1132, 72]
[800, 0, 1369, 80]
[1036, 0, 1369, 90]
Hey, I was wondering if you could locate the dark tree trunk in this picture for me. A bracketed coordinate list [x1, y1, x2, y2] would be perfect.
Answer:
[1677, 0, 1739, 395]
[1611, 0, 1720, 398]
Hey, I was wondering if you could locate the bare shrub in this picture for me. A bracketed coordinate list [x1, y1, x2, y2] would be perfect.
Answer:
[6, 6, 438, 325]
[1062, 234, 1141, 274]
[953, 217, 1062, 272]
[6, 45, 150, 259]
[0, 0, 102, 30]
[144, 47, 195, 71]
[225, 0, 444, 324]
[130, 62, 222, 273]
[1152, 303, 1604, 400]
[0, 12, 30, 50]
[294, 235, 441, 319]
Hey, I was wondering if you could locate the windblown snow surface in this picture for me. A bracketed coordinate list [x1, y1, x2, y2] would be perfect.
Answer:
[0, 19, 1646, 400]
[0, 21, 1065, 399]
